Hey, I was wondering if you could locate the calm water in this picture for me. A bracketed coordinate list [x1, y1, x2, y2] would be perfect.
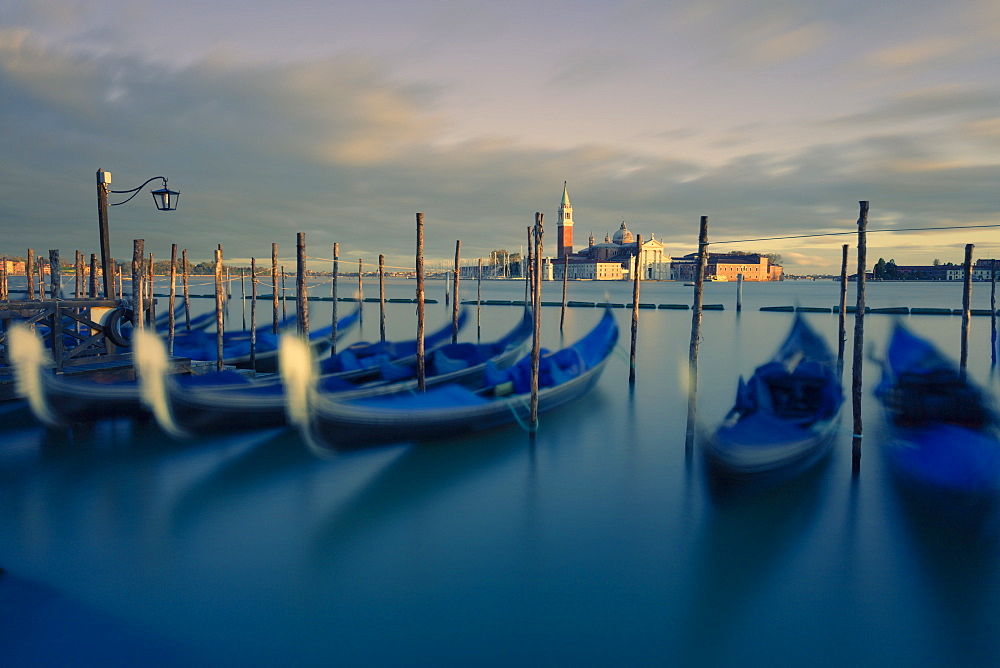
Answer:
[3, 278, 1000, 666]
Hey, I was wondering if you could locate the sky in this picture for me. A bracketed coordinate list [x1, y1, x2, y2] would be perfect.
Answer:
[2, 0, 999, 274]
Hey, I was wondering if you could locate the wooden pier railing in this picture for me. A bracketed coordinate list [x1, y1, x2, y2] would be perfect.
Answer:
[0, 299, 141, 370]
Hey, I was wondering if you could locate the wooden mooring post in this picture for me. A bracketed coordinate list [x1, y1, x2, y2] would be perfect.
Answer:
[961, 243, 973, 377]
[180, 249, 191, 330]
[89, 254, 98, 298]
[331, 243, 339, 355]
[215, 249, 224, 371]
[168, 244, 177, 355]
[297, 232, 309, 337]
[992, 259, 997, 367]
[271, 243, 279, 334]
[525, 226, 532, 304]
[48, 250, 62, 300]
[838, 244, 848, 373]
[379, 254, 386, 342]
[477, 258, 483, 342]
[281, 265, 287, 321]
[629, 235, 642, 384]
[686, 216, 709, 452]
[240, 268, 247, 331]
[357, 259, 363, 324]
[560, 254, 569, 332]
[529, 213, 544, 431]
[74, 250, 81, 298]
[852, 201, 869, 473]
[416, 213, 426, 391]
[131, 240, 144, 329]
[735, 272, 743, 312]
[452, 240, 461, 344]
[26, 250, 34, 300]
[250, 257, 258, 368]
[148, 252, 155, 328]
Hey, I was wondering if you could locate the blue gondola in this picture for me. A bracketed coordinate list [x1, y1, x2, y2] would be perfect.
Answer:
[6, 308, 359, 427]
[875, 323, 1000, 505]
[290, 308, 618, 450]
[136, 309, 528, 437]
[705, 315, 843, 482]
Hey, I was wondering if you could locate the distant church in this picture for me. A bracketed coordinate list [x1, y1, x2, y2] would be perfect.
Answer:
[553, 182, 667, 280]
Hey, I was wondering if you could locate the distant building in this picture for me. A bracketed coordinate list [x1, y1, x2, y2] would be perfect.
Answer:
[2, 259, 26, 275]
[553, 183, 668, 280]
[670, 252, 782, 281]
[892, 265, 949, 280]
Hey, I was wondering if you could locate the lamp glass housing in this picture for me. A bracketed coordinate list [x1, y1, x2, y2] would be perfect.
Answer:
[151, 187, 180, 211]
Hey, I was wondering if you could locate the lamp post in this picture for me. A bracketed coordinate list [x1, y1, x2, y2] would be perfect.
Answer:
[95, 168, 179, 299]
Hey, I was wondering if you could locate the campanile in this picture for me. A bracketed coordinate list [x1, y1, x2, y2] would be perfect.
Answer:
[557, 181, 574, 259]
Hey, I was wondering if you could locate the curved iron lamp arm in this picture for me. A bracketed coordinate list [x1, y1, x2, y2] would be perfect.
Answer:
[110, 176, 169, 206]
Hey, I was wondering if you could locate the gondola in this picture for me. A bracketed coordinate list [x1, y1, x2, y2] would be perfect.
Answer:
[136, 308, 529, 437]
[168, 306, 360, 373]
[704, 315, 843, 482]
[874, 323, 1000, 503]
[6, 308, 359, 428]
[290, 308, 618, 450]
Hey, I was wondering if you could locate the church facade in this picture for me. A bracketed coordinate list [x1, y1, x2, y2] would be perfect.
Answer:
[552, 183, 668, 280]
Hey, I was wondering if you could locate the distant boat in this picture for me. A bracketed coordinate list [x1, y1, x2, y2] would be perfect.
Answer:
[705, 315, 843, 483]
[684, 276, 727, 286]
[874, 324, 1000, 506]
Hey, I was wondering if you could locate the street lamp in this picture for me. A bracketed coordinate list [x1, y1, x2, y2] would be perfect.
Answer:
[95, 168, 179, 299]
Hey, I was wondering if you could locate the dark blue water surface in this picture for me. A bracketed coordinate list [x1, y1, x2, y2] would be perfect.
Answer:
[3, 278, 1000, 666]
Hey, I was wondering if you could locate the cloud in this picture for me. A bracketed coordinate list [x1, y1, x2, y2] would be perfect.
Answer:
[2, 23, 1000, 275]
[826, 85, 1000, 127]
[748, 22, 831, 65]
[865, 36, 964, 70]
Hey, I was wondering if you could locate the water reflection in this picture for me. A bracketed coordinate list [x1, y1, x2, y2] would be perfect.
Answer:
[167, 428, 302, 532]
[308, 430, 529, 569]
[679, 459, 830, 664]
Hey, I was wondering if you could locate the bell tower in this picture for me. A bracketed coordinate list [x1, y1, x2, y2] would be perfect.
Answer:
[557, 181, 574, 259]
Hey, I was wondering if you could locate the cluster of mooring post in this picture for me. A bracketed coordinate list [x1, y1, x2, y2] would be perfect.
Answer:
[11, 198, 1000, 451]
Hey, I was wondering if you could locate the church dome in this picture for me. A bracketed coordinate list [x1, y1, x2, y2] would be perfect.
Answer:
[612, 221, 634, 245]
